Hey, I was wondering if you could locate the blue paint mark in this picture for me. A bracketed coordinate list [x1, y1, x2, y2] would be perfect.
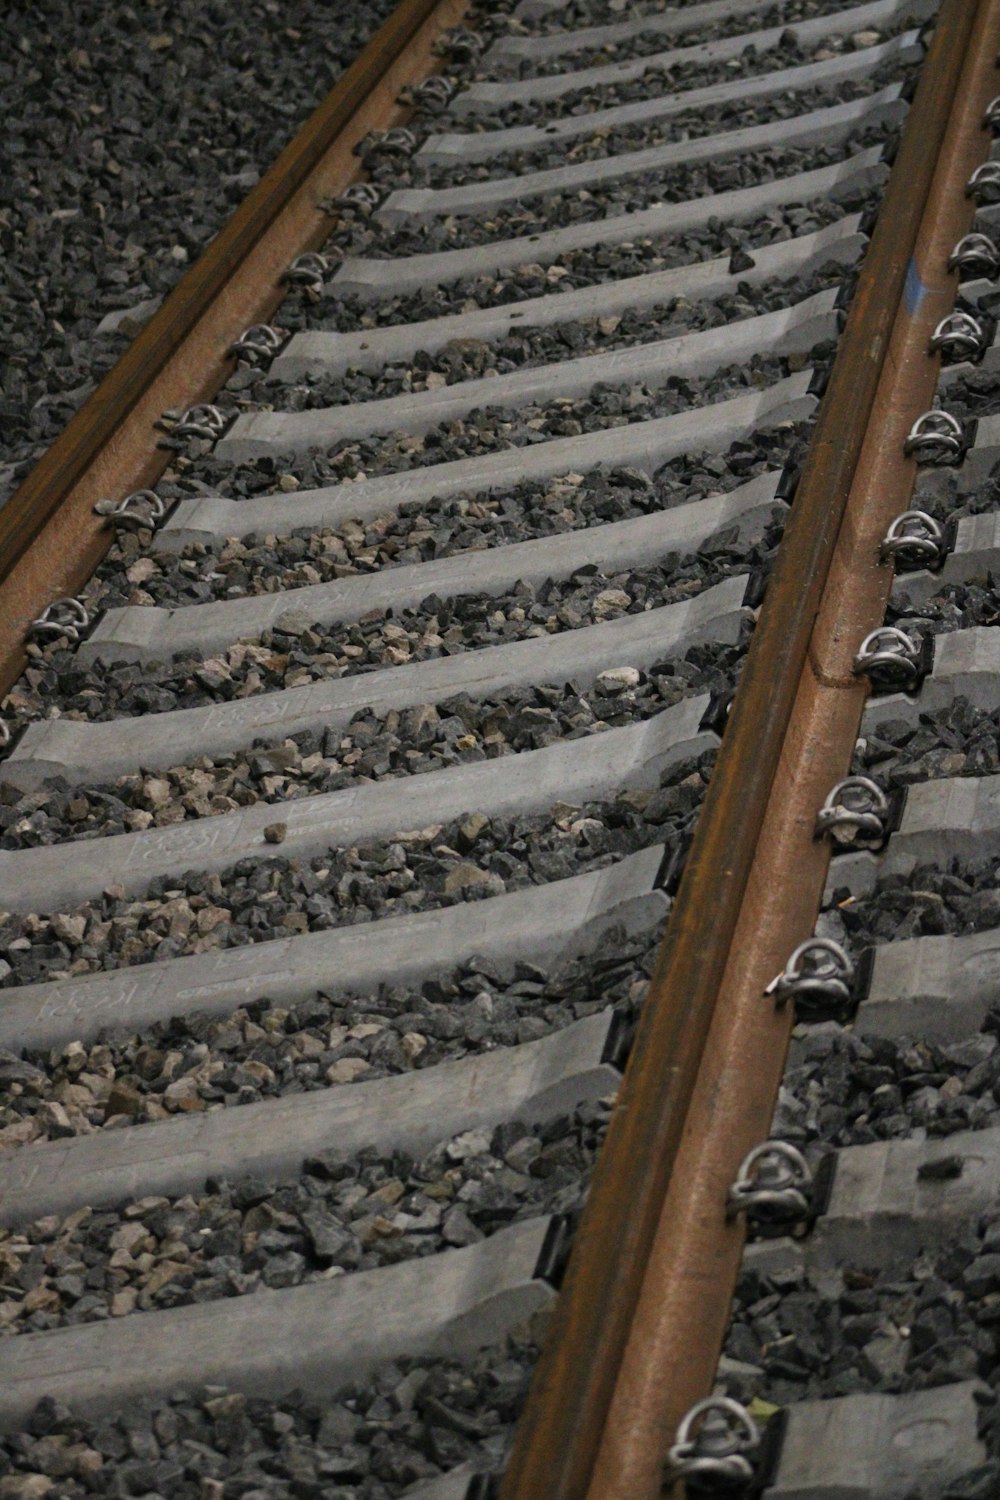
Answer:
[904, 256, 927, 316]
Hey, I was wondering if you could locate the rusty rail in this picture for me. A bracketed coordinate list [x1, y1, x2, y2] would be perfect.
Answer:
[499, 5, 983, 1498]
[0, 0, 465, 696]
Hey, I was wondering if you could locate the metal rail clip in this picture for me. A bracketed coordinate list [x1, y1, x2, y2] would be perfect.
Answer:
[94, 489, 167, 534]
[984, 95, 1000, 133]
[966, 161, 1000, 205]
[880, 509, 949, 571]
[948, 232, 1000, 280]
[814, 776, 891, 849]
[282, 252, 337, 291]
[399, 75, 457, 111]
[355, 128, 418, 163]
[765, 937, 856, 1023]
[26, 596, 91, 646]
[434, 27, 484, 62]
[726, 1141, 813, 1232]
[229, 324, 286, 367]
[330, 182, 383, 217]
[852, 625, 928, 692]
[929, 310, 988, 363]
[665, 1397, 761, 1494]
[162, 404, 228, 442]
[902, 409, 967, 465]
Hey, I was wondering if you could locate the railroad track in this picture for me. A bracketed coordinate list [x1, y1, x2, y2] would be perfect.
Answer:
[0, 0, 998, 1496]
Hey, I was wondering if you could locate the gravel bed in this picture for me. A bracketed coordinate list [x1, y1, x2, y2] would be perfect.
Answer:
[228, 267, 846, 423]
[150, 422, 806, 539]
[330, 133, 893, 259]
[89, 461, 764, 612]
[477, 7, 886, 83]
[720, 1211, 1000, 1426]
[0, 783, 706, 989]
[775, 1012, 1000, 1152]
[888, 571, 1000, 638]
[0, 1097, 614, 1334]
[0, 0, 398, 510]
[821, 850, 1000, 954]
[0, 925, 661, 1146]
[445, 25, 909, 129]
[0, 1338, 539, 1498]
[527, 0, 709, 28]
[0, 651, 738, 849]
[9, 517, 785, 722]
[922, 366, 1000, 422]
[854, 699, 1000, 794]
[209, 355, 801, 484]
[408, 68, 904, 188]
[286, 200, 869, 334]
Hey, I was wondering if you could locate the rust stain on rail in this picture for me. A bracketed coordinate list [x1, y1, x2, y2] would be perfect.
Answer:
[0, 0, 466, 701]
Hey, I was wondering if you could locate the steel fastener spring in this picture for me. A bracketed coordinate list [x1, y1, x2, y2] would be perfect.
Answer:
[665, 1397, 761, 1490]
[928, 311, 987, 362]
[948, 232, 1000, 279]
[400, 76, 457, 111]
[966, 161, 1000, 204]
[766, 937, 855, 1013]
[852, 625, 923, 691]
[26, 596, 91, 646]
[94, 489, 167, 533]
[902, 409, 966, 464]
[282, 253, 336, 290]
[330, 182, 382, 216]
[815, 775, 890, 848]
[726, 1141, 813, 1224]
[230, 325, 285, 366]
[164, 404, 228, 441]
[880, 509, 947, 569]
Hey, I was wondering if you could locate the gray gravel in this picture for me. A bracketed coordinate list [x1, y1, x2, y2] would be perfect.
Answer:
[0, 925, 660, 1146]
[0, 0, 398, 509]
[224, 267, 846, 426]
[406, 68, 906, 188]
[330, 131, 895, 258]
[441, 23, 909, 128]
[0, 778, 707, 989]
[487, 0, 854, 75]
[89, 465, 700, 611]
[8, 509, 788, 722]
[0, 1337, 539, 1497]
[173, 353, 800, 480]
[0, 650, 738, 849]
[284, 199, 873, 334]
[723, 1208, 1000, 1418]
[0, 1098, 614, 1335]
[777, 1014, 1000, 1151]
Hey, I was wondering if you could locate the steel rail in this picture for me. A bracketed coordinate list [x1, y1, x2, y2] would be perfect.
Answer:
[0, 0, 465, 696]
[498, 5, 982, 1498]
[590, 2, 1000, 1493]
